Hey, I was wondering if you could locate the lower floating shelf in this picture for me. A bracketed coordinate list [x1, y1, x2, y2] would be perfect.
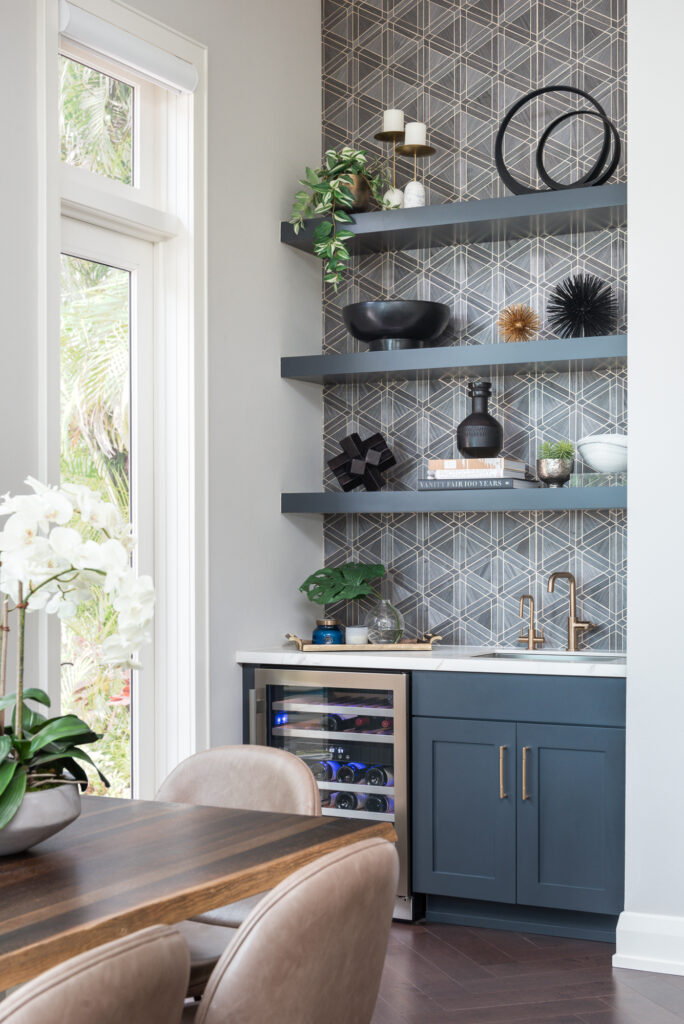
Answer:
[281, 487, 626, 515]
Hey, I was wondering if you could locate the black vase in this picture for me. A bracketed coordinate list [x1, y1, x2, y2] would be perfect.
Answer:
[456, 382, 503, 457]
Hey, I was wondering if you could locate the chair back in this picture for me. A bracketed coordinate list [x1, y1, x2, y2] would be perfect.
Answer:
[155, 745, 320, 816]
[195, 838, 398, 1024]
[0, 925, 189, 1024]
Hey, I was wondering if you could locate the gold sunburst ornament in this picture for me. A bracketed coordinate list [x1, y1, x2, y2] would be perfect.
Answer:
[497, 303, 540, 343]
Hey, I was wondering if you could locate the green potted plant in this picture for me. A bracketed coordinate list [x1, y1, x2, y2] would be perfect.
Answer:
[290, 147, 394, 289]
[299, 562, 404, 644]
[0, 477, 154, 854]
[537, 440, 575, 487]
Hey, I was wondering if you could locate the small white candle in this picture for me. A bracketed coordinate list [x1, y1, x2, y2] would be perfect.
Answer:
[345, 626, 369, 645]
[404, 121, 427, 146]
[383, 108, 404, 133]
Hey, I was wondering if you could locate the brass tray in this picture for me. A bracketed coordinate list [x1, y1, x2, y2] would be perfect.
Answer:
[285, 632, 442, 652]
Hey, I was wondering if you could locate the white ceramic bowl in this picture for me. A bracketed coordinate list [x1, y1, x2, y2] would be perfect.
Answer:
[577, 434, 628, 473]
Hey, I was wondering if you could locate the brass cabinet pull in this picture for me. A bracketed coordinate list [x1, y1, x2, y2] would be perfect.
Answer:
[499, 745, 507, 799]
[522, 746, 531, 800]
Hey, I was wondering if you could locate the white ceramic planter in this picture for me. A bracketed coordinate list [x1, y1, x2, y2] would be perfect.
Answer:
[577, 434, 628, 473]
[0, 784, 81, 856]
[403, 180, 425, 207]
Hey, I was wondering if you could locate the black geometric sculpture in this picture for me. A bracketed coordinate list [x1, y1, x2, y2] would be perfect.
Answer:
[328, 432, 396, 492]
[494, 85, 621, 196]
[547, 274, 618, 338]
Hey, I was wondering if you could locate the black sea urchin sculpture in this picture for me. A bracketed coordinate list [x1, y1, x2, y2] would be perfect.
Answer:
[547, 274, 618, 338]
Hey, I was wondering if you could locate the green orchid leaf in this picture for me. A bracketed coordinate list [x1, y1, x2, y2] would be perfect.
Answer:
[0, 736, 12, 763]
[0, 770, 26, 829]
[11, 704, 47, 734]
[299, 563, 386, 604]
[68, 748, 110, 788]
[28, 716, 99, 756]
[0, 759, 17, 800]
[0, 688, 51, 712]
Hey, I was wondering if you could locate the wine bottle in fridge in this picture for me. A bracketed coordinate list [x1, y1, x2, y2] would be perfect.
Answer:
[336, 762, 367, 784]
[365, 794, 394, 814]
[365, 765, 394, 787]
[309, 760, 341, 781]
[332, 792, 367, 811]
[320, 714, 358, 731]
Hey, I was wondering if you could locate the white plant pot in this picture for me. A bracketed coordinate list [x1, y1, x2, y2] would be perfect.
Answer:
[0, 783, 81, 856]
[403, 181, 425, 208]
[383, 186, 404, 208]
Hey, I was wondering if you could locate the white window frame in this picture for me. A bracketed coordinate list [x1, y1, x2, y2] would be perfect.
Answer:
[37, 0, 209, 796]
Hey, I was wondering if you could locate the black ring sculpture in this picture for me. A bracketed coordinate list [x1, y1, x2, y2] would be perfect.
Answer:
[494, 86, 621, 195]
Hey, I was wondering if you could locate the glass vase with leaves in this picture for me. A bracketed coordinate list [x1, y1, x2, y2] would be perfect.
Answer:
[299, 562, 405, 644]
[0, 478, 154, 849]
[290, 147, 394, 289]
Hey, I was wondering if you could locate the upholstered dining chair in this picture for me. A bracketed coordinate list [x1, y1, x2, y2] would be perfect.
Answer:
[181, 837, 398, 1024]
[0, 925, 189, 1024]
[155, 744, 321, 998]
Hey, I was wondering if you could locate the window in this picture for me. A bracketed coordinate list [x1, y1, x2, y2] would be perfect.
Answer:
[44, 0, 208, 797]
[59, 56, 134, 184]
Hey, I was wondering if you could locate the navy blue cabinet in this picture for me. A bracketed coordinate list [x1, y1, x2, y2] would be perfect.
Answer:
[411, 672, 625, 922]
[413, 718, 516, 903]
[517, 723, 625, 915]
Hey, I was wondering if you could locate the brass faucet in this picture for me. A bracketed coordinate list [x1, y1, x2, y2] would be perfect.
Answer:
[518, 595, 544, 650]
[547, 571, 596, 651]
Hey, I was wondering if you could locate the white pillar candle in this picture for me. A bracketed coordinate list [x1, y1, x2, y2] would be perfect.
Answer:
[404, 121, 427, 146]
[345, 626, 369, 645]
[382, 108, 404, 133]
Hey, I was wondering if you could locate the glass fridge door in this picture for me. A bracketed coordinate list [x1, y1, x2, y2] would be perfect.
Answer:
[269, 681, 396, 819]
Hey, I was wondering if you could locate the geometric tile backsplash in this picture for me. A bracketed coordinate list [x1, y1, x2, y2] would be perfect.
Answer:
[321, 0, 627, 649]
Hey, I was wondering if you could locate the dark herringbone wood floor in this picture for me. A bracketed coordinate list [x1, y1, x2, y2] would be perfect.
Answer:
[372, 922, 684, 1023]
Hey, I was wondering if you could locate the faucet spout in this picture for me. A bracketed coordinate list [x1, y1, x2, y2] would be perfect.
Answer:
[546, 571, 595, 652]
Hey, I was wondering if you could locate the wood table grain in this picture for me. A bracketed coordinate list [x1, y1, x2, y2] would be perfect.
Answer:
[0, 795, 397, 989]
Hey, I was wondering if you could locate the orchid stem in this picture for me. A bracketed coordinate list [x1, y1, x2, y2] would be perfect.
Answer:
[0, 597, 7, 735]
[16, 583, 25, 740]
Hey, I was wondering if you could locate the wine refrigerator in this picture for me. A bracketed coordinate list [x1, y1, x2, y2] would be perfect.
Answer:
[247, 668, 412, 919]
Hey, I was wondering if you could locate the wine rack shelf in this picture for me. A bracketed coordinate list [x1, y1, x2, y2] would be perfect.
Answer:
[271, 726, 394, 744]
[317, 781, 395, 795]
[322, 807, 394, 822]
[272, 700, 394, 717]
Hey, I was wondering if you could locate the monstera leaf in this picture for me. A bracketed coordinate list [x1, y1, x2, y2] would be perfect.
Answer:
[299, 563, 386, 605]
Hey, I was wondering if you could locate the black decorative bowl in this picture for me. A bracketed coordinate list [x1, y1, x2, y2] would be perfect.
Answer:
[342, 300, 451, 351]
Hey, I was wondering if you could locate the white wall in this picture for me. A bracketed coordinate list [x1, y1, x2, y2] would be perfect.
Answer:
[0, 0, 323, 747]
[615, 0, 684, 975]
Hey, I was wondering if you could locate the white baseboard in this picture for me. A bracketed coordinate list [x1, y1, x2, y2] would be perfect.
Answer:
[614, 911, 684, 975]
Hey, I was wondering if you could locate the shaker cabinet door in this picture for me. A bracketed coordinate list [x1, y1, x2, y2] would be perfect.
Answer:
[516, 723, 625, 915]
[413, 717, 517, 903]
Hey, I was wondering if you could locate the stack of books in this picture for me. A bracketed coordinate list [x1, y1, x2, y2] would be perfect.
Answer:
[419, 457, 540, 490]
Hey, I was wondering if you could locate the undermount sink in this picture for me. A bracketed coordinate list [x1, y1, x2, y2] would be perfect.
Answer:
[472, 650, 626, 664]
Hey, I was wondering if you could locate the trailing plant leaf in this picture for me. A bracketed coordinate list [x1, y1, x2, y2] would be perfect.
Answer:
[289, 146, 392, 289]
[299, 563, 386, 605]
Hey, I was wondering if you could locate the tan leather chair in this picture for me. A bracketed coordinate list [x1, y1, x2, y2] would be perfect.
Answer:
[0, 925, 189, 1024]
[155, 745, 321, 997]
[182, 837, 398, 1024]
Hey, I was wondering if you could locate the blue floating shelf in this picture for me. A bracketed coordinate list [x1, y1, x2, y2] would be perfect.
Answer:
[281, 488, 626, 515]
[281, 335, 626, 385]
[280, 183, 626, 255]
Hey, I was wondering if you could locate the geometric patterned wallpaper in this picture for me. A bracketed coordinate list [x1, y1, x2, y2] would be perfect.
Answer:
[321, 0, 627, 650]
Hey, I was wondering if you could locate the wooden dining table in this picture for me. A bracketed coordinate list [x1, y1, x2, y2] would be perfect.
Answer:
[0, 795, 397, 990]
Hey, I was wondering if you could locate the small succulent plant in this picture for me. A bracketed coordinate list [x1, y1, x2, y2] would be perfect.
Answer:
[538, 440, 575, 461]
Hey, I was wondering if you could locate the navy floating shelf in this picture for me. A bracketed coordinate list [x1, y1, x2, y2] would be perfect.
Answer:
[281, 335, 627, 385]
[280, 183, 626, 255]
[281, 487, 627, 515]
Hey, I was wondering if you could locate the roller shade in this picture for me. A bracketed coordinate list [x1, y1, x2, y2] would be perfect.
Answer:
[58, 1, 199, 94]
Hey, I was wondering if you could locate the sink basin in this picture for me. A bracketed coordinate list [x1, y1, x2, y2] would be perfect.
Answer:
[472, 651, 625, 664]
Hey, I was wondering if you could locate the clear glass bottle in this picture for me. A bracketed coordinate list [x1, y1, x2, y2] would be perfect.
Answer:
[364, 598, 405, 644]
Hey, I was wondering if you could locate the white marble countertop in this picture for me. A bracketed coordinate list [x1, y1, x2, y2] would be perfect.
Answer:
[235, 645, 626, 678]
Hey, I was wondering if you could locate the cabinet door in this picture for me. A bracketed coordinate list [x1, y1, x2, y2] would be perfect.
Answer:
[413, 717, 516, 903]
[517, 723, 625, 915]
